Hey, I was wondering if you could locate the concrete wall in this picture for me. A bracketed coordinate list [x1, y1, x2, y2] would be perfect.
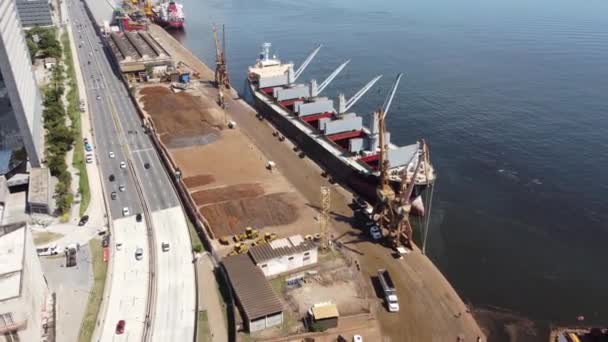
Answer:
[257, 247, 318, 278]
[15, 0, 53, 27]
[248, 312, 283, 332]
[0, 0, 43, 166]
[2, 227, 50, 342]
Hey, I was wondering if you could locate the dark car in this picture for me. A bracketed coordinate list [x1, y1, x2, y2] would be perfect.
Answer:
[136, 213, 142, 222]
[144, 162, 150, 169]
[78, 215, 89, 226]
[115, 320, 125, 335]
[109, 174, 115, 182]
[111, 192, 117, 200]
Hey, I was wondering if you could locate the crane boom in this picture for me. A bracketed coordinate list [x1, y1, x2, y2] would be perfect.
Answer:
[381, 73, 403, 119]
[294, 44, 322, 81]
[338, 75, 382, 114]
[317, 59, 350, 94]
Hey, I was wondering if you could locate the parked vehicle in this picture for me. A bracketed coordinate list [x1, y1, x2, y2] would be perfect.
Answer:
[136, 213, 142, 222]
[111, 191, 117, 200]
[109, 174, 115, 182]
[78, 215, 89, 226]
[115, 320, 125, 334]
[116, 242, 122, 251]
[122, 207, 130, 216]
[109, 151, 115, 158]
[378, 269, 399, 312]
[135, 247, 143, 260]
[120, 161, 126, 169]
[119, 184, 125, 192]
[369, 224, 382, 240]
[161, 242, 170, 252]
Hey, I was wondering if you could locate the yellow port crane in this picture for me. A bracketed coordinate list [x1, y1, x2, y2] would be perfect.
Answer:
[212, 24, 230, 90]
[370, 73, 423, 249]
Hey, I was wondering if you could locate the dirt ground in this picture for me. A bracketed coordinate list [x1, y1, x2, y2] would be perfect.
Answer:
[137, 84, 224, 148]
[139, 85, 322, 243]
[283, 255, 371, 317]
[250, 251, 378, 341]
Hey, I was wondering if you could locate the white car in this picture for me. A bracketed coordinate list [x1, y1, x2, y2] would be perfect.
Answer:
[369, 225, 382, 240]
[353, 335, 363, 342]
[115, 242, 122, 251]
[118, 184, 125, 192]
[85, 155, 93, 164]
[122, 207, 130, 216]
[135, 247, 143, 260]
[120, 161, 126, 169]
[109, 151, 115, 158]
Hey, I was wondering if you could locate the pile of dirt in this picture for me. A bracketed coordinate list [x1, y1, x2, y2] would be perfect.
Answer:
[183, 174, 216, 188]
[192, 183, 265, 206]
[199, 192, 298, 237]
[139, 86, 223, 146]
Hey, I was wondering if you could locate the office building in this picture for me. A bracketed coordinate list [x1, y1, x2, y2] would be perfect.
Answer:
[15, 0, 53, 27]
[0, 0, 44, 167]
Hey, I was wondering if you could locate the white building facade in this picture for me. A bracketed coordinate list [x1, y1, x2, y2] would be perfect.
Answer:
[0, 225, 51, 341]
[249, 235, 318, 277]
[0, 0, 44, 167]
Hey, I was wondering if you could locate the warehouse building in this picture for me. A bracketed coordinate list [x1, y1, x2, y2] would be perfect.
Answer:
[15, 0, 53, 27]
[107, 30, 172, 75]
[249, 234, 318, 277]
[222, 253, 283, 332]
[0, 224, 52, 341]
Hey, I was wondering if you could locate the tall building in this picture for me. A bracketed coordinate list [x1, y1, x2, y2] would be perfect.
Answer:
[15, 0, 53, 27]
[0, 0, 44, 168]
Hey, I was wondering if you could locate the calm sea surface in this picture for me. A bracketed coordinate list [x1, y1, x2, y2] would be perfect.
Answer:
[175, 0, 608, 329]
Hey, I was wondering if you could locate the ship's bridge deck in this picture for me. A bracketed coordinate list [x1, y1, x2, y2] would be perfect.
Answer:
[249, 63, 290, 79]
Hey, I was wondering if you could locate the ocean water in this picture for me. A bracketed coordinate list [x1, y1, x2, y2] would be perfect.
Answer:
[174, 0, 608, 329]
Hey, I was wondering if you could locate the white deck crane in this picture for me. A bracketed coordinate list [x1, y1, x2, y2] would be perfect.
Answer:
[337, 75, 383, 114]
[369, 73, 403, 153]
[310, 59, 351, 97]
[288, 44, 322, 84]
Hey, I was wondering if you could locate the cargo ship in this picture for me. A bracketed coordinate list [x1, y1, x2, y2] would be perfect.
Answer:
[247, 43, 436, 207]
[152, 0, 184, 29]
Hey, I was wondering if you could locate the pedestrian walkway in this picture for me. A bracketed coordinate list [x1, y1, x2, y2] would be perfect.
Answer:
[197, 253, 228, 342]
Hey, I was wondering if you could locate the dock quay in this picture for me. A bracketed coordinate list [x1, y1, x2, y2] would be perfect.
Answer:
[79, 10, 485, 336]
[127, 23, 486, 341]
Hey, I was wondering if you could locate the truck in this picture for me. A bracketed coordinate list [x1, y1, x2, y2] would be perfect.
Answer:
[378, 269, 399, 312]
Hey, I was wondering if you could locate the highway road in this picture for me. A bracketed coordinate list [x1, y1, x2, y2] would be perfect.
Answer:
[67, 0, 196, 340]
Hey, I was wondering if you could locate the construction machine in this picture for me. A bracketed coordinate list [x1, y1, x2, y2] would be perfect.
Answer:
[227, 242, 248, 256]
[143, 0, 153, 17]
